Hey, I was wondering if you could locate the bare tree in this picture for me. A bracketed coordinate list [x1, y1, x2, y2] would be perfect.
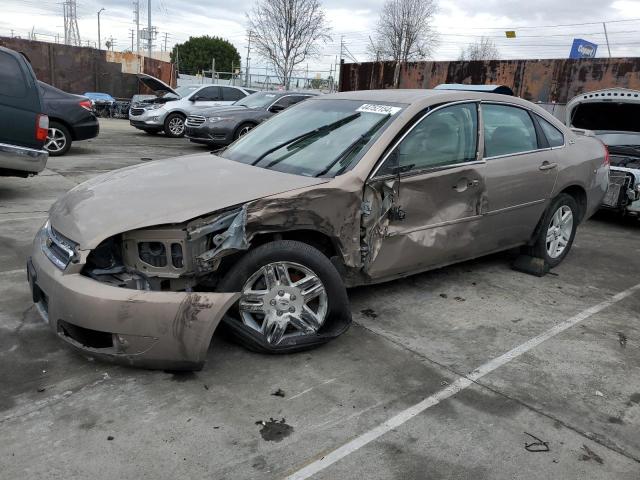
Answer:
[247, 0, 331, 88]
[369, 0, 438, 63]
[459, 37, 500, 61]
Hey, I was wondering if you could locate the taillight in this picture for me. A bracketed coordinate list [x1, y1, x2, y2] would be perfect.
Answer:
[35, 114, 49, 142]
[79, 100, 92, 111]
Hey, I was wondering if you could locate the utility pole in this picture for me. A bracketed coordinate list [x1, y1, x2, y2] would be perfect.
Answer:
[336, 36, 344, 91]
[133, 0, 140, 56]
[602, 22, 612, 58]
[97, 8, 105, 50]
[211, 58, 216, 84]
[129, 29, 135, 51]
[147, 0, 152, 59]
[244, 30, 252, 87]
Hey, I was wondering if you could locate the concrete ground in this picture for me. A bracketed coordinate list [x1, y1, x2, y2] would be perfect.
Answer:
[1, 119, 639, 479]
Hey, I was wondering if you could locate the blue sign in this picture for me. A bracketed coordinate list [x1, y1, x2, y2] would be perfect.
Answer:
[569, 39, 598, 59]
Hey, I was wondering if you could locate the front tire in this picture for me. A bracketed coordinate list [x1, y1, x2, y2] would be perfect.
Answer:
[163, 113, 186, 138]
[45, 122, 72, 156]
[530, 193, 579, 268]
[217, 240, 351, 353]
[234, 122, 255, 140]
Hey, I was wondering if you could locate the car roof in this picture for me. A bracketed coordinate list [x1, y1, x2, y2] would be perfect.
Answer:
[318, 89, 532, 107]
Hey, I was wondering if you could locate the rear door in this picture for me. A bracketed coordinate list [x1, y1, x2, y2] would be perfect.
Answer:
[0, 48, 43, 149]
[481, 103, 560, 246]
[364, 101, 490, 278]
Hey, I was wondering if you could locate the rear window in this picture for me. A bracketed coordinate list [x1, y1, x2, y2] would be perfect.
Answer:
[0, 51, 27, 98]
[222, 88, 246, 101]
[570, 103, 640, 133]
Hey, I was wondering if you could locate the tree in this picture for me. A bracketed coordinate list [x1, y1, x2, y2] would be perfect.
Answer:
[369, 0, 438, 63]
[170, 36, 241, 75]
[459, 37, 500, 61]
[247, 0, 332, 88]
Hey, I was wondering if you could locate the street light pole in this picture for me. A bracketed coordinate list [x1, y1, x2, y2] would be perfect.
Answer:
[97, 8, 105, 50]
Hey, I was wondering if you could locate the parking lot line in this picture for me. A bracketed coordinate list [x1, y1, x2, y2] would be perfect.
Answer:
[284, 282, 640, 480]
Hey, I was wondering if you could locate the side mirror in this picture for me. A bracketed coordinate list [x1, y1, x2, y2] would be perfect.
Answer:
[190, 95, 199, 102]
[269, 104, 285, 113]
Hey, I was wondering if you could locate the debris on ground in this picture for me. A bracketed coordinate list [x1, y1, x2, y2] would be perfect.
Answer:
[37, 387, 45, 393]
[107, 436, 114, 441]
[595, 390, 605, 397]
[360, 308, 378, 318]
[454, 296, 466, 302]
[618, 332, 627, 348]
[271, 388, 286, 398]
[439, 293, 448, 299]
[524, 432, 549, 452]
[580, 444, 604, 464]
[255, 418, 293, 442]
[204, 384, 209, 390]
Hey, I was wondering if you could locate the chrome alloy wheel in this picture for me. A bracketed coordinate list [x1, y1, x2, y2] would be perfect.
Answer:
[238, 125, 253, 137]
[45, 127, 67, 153]
[168, 117, 185, 135]
[546, 205, 573, 259]
[239, 261, 328, 345]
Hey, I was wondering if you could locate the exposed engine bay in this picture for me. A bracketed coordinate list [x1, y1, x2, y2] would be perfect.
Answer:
[82, 207, 247, 291]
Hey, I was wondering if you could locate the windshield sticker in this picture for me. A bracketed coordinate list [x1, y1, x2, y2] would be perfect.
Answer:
[356, 104, 402, 115]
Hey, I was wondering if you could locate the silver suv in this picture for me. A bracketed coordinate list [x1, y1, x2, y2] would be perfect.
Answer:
[129, 74, 256, 137]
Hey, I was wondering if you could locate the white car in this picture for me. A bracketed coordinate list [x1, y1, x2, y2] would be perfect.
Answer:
[566, 88, 640, 216]
[129, 74, 257, 137]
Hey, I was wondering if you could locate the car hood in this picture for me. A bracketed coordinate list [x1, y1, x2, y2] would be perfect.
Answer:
[49, 154, 328, 249]
[136, 73, 178, 96]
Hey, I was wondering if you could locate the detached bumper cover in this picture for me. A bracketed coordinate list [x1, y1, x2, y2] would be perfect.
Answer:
[28, 229, 239, 370]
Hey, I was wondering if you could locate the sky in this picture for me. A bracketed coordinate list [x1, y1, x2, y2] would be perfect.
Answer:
[3, 0, 640, 77]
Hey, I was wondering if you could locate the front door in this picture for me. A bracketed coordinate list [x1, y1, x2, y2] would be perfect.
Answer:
[363, 102, 490, 279]
[191, 86, 224, 110]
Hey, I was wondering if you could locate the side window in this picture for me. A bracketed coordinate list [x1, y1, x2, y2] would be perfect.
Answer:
[483, 104, 538, 157]
[272, 96, 301, 109]
[195, 86, 221, 101]
[0, 51, 27, 98]
[222, 88, 245, 101]
[385, 103, 478, 173]
[537, 116, 565, 147]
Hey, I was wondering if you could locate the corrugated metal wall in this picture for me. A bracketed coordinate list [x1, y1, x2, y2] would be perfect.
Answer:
[0, 37, 175, 98]
[340, 58, 640, 103]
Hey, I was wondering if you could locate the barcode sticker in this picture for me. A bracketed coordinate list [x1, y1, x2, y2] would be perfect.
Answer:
[356, 104, 402, 115]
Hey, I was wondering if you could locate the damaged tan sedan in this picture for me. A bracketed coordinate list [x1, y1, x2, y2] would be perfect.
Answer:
[28, 89, 608, 370]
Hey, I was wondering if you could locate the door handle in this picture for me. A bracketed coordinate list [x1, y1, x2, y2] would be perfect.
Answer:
[539, 162, 558, 171]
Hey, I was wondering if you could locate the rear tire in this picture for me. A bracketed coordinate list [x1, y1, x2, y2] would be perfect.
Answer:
[217, 240, 351, 353]
[45, 121, 72, 157]
[529, 193, 579, 268]
[163, 113, 186, 138]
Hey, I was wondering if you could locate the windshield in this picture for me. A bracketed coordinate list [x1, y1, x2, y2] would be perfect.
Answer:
[174, 85, 201, 98]
[235, 91, 280, 108]
[571, 102, 640, 133]
[221, 99, 404, 177]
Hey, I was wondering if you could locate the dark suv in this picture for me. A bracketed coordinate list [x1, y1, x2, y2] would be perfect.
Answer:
[0, 46, 48, 177]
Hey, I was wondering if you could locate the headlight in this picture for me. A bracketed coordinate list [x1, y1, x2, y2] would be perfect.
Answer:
[208, 117, 230, 123]
[147, 104, 164, 110]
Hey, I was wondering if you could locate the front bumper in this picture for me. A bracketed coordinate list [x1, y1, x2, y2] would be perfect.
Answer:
[185, 125, 234, 145]
[129, 109, 166, 129]
[28, 228, 239, 370]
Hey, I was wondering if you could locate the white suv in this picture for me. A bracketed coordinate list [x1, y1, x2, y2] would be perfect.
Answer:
[129, 74, 256, 137]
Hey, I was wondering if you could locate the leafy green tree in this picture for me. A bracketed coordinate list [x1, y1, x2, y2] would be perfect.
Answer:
[170, 36, 241, 75]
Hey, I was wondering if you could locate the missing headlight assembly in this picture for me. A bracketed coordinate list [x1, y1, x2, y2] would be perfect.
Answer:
[83, 207, 248, 291]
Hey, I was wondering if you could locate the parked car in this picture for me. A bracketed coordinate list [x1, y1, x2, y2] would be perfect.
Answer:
[129, 73, 255, 137]
[39, 82, 99, 156]
[185, 91, 316, 146]
[28, 89, 607, 370]
[0, 46, 48, 177]
[83, 92, 116, 117]
[566, 88, 640, 216]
